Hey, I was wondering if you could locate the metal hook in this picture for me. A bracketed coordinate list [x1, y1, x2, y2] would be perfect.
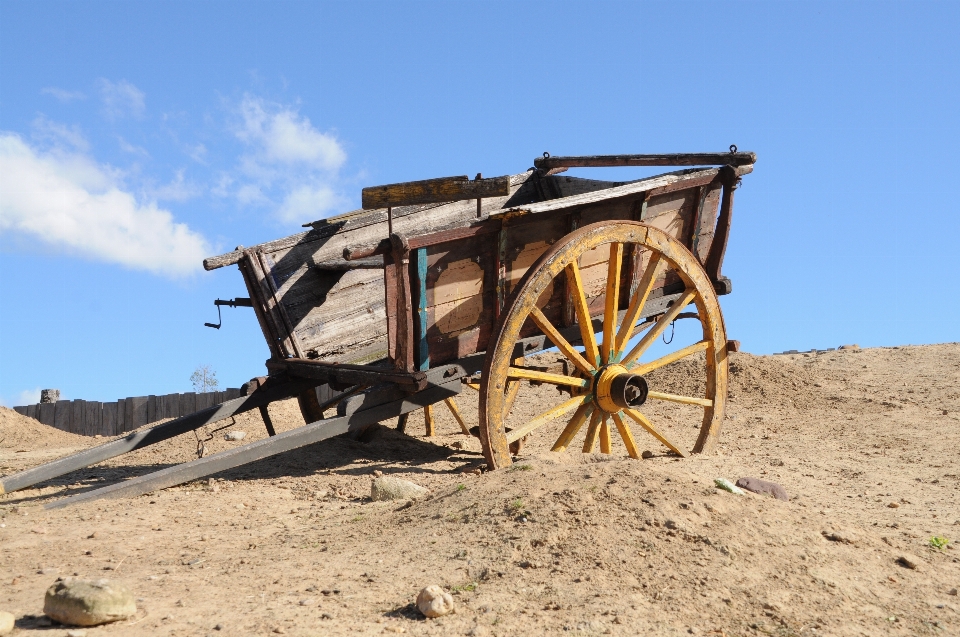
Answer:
[662, 319, 676, 345]
[204, 304, 223, 330]
[204, 298, 253, 329]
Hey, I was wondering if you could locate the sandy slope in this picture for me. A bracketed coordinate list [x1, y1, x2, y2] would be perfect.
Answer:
[1, 344, 958, 636]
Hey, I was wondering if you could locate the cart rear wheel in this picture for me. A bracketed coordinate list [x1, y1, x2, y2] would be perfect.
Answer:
[478, 221, 728, 469]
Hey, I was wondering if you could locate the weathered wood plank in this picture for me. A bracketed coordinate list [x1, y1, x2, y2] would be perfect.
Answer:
[70, 400, 85, 435]
[180, 393, 196, 418]
[44, 376, 462, 508]
[84, 401, 102, 436]
[1, 376, 324, 496]
[203, 172, 538, 271]
[502, 168, 719, 216]
[362, 175, 510, 209]
[162, 393, 180, 419]
[534, 152, 756, 170]
[54, 400, 71, 432]
[102, 402, 117, 436]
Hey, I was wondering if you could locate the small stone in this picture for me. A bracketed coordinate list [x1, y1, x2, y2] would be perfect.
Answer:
[896, 554, 923, 570]
[0, 611, 14, 636]
[641, 450, 655, 459]
[43, 577, 137, 626]
[371, 476, 429, 502]
[714, 478, 745, 495]
[888, 502, 900, 508]
[224, 431, 246, 441]
[735, 477, 789, 501]
[821, 528, 860, 545]
[416, 585, 455, 618]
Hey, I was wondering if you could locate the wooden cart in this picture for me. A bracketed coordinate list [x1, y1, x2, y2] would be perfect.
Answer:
[1, 149, 753, 506]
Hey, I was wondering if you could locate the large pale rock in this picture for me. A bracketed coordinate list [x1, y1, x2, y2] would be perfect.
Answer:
[0, 611, 14, 635]
[371, 476, 428, 502]
[44, 578, 136, 626]
[416, 585, 454, 618]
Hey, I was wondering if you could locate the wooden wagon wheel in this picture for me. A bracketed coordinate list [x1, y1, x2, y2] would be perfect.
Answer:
[478, 221, 728, 469]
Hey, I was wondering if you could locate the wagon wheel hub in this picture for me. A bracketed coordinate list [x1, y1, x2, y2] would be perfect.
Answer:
[593, 364, 648, 413]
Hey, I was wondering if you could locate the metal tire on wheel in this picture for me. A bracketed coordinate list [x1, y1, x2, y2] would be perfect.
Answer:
[478, 221, 728, 470]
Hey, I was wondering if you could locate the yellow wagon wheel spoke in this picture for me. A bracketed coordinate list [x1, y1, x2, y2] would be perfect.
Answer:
[551, 402, 594, 452]
[624, 408, 688, 458]
[581, 409, 603, 453]
[614, 253, 662, 359]
[530, 307, 595, 376]
[599, 416, 613, 454]
[442, 397, 471, 435]
[506, 367, 590, 388]
[479, 221, 727, 470]
[621, 288, 698, 367]
[601, 242, 623, 365]
[646, 391, 713, 408]
[610, 411, 640, 459]
[505, 394, 586, 444]
[566, 260, 601, 367]
[629, 340, 710, 375]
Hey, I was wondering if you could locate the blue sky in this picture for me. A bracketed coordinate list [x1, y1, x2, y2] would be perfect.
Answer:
[1, 0, 958, 405]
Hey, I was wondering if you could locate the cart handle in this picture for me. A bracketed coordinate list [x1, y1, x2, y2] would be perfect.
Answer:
[534, 150, 756, 171]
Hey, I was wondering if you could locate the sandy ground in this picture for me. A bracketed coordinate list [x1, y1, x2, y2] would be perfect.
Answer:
[1, 343, 959, 636]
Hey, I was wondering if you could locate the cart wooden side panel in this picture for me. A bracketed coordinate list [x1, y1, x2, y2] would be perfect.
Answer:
[205, 171, 631, 365]
[409, 169, 727, 369]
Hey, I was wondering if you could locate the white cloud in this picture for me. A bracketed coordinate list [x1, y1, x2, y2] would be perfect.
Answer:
[98, 79, 146, 119]
[0, 387, 43, 408]
[237, 97, 346, 169]
[0, 133, 211, 277]
[118, 136, 150, 157]
[31, 116, 89, 151]
[228, 95, 347, 224]
[276, 185, 341, 224]
[16, 388, 41, 406]
[144, 169, 202, 203]
[41, 87, 86, 102]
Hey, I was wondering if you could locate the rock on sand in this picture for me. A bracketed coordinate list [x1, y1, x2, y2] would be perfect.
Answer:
[0, 611, 14, 636]
[416, 585, 454, 618]
[735, 477, 790, 501]
[44, 578, 136, 626]
[371, 476, 428, 502]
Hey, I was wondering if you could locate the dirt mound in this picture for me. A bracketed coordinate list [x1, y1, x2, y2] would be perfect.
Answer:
[2, 344, 958, 636]
[0, 407, 93, 450]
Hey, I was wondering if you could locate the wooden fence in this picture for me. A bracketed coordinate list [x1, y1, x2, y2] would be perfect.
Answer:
[11, 389, 242, 437]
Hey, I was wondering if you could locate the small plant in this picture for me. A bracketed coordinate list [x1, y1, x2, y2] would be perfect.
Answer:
[190, 365, 220, 393]
[929, 535, 950, 550]
[510, 498, 524, 511]
[451, 581, 478, 593]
